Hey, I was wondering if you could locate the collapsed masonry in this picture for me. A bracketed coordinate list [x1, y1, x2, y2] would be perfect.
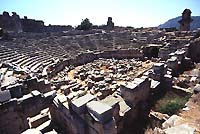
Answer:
[0, 89, 56, 134]
[0, 28, 200, 134]
[0, 9, 200, 134]
[0, 27, 200, 134]
[0, 11, 117, 34]
[0, 11, 73, 33]
[49, 46, 192, 133]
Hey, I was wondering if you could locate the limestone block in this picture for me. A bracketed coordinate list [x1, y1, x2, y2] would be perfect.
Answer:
[6, 83, 22, 98]
[71, 93, 96, 114]
[164, 124, 195, 134]
[87, 101, 113, 123]
[22, 128, 42, 134]
[0, 90, 11, 102]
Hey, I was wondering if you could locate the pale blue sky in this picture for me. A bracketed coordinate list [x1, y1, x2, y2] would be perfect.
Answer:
[0, 0, 200, 27]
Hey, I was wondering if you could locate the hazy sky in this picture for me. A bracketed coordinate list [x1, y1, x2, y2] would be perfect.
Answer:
[0, 0, 200, 27]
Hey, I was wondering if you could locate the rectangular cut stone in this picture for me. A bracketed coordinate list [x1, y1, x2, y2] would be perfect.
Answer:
[44, 90, 56, 100]
[175, 50, 186, 61]
[153, 63, 164, 74]
[0, 90, 11, 102]
[21, 129, 41, 134]
[6, 84, 22, 98]
[56, 94, 67, 105]
[86, 101, 113, 123]
[119, 100, 131, 116]
[18, 93, 33, 102]
[71, 93, 96, 114]
[29, 111, 49, 128]
[121, 82, 137, 90]
[167, 56, 178, 70]
[120, 77, 148, 92]
[120, 77, 150, 104]
[151, 79, 160, 89]
[100, 96, 119, 108]
[31, 90, 41, 97]
[1, 76, 18, 88]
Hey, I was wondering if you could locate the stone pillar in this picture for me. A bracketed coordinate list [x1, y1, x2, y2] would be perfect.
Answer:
[178, 9, 193, 31]
[11, 12, 23, 33]
[107, 17, 114, 29]
[1, 11, 11, 32]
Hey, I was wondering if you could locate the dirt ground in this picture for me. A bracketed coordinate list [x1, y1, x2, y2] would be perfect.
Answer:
[178, 93, 200, 133]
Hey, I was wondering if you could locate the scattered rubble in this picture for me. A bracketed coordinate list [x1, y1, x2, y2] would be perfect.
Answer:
[0, 9, 200, 134]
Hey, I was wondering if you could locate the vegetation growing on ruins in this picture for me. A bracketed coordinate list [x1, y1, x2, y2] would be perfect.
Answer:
[155, 94, 190, 115]
[76, 18, 92, 30]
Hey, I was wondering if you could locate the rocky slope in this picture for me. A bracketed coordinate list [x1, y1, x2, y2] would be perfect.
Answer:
[158, 16, 200, 30]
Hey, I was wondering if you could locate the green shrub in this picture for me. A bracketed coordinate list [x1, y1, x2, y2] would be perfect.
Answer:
[156, 96, 190, 115]
[76, 18, 92, 30]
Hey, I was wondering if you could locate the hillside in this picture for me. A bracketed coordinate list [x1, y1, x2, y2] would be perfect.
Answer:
[158, 16, 200, 30]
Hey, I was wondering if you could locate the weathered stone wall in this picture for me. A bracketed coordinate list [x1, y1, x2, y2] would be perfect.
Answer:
[120, 78, 151, 105]
[48, 49, 143, 78]
[46, 25, 73, 32]
[0, 99, 28, 134]
[50, 104, 82, 134]
[97, 49, 142, 59]
[0, 91, 53, 134]
[0, 11, 73, 33]
[21, 17, 45, 33]
[188, 37, 200, 62]
[0, 11, 22, 33]
[26, 78, 51, 93]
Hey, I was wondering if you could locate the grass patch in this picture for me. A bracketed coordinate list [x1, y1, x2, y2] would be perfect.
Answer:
[155, 93, 191, 115]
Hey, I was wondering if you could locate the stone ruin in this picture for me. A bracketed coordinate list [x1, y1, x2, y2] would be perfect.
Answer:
[0, 28, 3, 37]
[0, 9, 200, 134]
[0, 11, 22, 33]
[0, 11, 73, 33]
[107, 17, 114, 29]
[178, 9, 193, 31]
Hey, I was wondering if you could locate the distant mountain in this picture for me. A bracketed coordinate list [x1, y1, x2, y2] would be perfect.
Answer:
[158, 16, 200, 30]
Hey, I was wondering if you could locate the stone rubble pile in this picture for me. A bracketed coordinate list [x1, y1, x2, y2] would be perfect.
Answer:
[0, 9, 200, 134]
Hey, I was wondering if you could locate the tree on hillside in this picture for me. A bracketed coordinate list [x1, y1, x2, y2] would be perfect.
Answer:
[76, 18, 92, 30]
